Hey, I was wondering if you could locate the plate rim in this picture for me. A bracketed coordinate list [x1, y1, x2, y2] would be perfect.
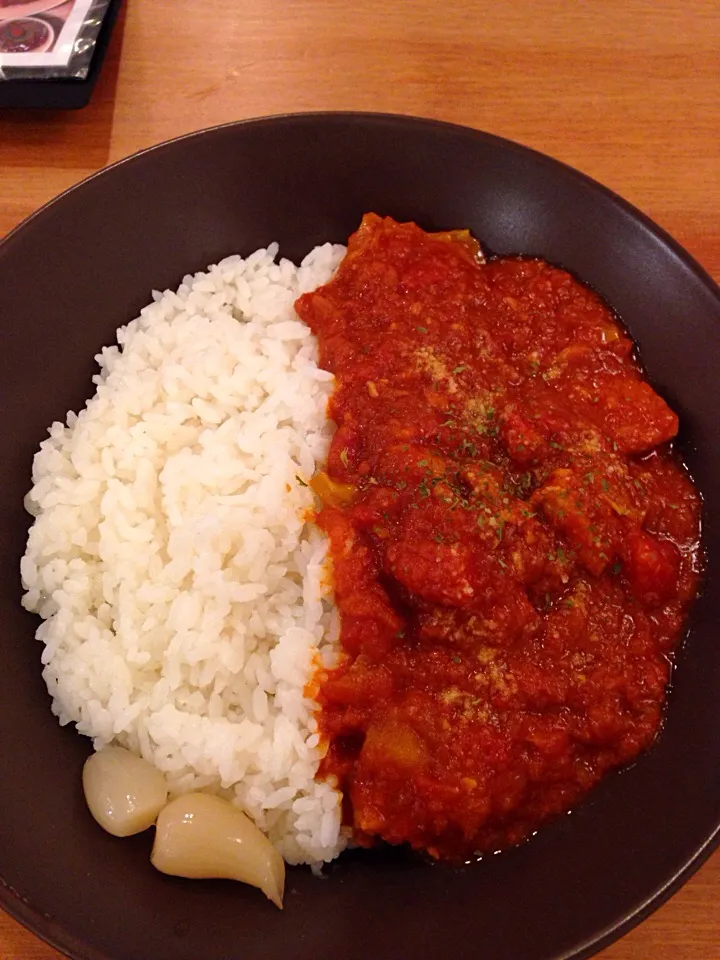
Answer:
[2, 110, 720, 307]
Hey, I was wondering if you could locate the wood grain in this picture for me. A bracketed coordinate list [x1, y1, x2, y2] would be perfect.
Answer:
[1, 0, 718, 957]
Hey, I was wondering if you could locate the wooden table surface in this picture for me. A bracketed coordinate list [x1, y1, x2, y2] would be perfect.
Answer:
[1, 0, 719, 957]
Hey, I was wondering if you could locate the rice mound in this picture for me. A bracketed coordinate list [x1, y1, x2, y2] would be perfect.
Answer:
[20, 242, 348, 865]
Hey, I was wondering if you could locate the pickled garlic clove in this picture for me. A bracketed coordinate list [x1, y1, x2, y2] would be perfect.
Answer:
[151, 792, 285, 909]
[82, 745, 168, 838]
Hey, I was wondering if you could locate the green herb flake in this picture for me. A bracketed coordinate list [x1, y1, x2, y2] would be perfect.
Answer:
[339, 448, 349, 468]
[453, 364, 469, 374]
[452, 655, 462, 664]
[417, 326, 429, 334]
[518, 473, 534, 495]
[295, 475, 308, 487]
[611, 561, 622, 576]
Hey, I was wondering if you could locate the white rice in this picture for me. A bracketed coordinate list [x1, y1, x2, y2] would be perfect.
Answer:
[20, 241, 349, 865]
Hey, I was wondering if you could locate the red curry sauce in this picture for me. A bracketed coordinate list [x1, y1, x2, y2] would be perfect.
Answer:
[295, 214, 702, 859]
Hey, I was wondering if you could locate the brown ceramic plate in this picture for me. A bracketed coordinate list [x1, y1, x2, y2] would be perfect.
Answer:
[1, 113, 719, 960]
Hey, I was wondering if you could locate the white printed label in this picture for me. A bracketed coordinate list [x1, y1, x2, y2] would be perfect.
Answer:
[0, 0, 95, 67]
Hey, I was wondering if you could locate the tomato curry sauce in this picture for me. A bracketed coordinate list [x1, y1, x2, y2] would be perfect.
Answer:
[295, 214, 702, 860]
